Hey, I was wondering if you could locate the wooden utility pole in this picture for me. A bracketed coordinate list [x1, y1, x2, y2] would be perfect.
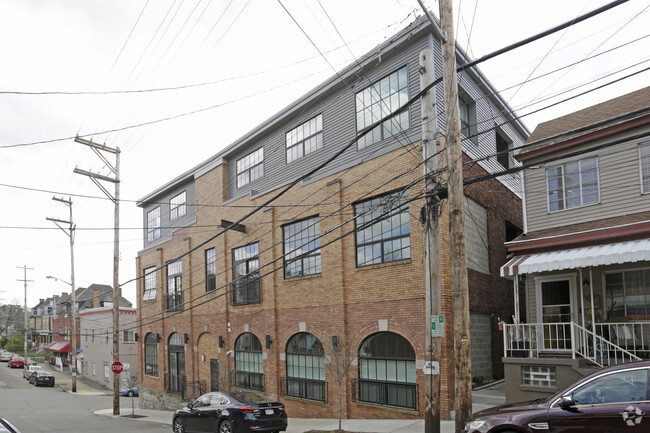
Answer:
[47, 196, 78, 392]
[420, 49, 442, 433]
[74, 136, 121, 415]
[438, 0, 472, 431]
[16, 265, 33, 370]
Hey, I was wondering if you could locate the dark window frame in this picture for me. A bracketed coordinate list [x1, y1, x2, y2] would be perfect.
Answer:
[143, 266, 157, 301]
[283, 216, 322, 279]
[355, 66, 410, 150]
[147, 207, 161, 242]
[231, 243, 261, 305]
[205, 248, 216, 292]
[166, 260, 183, 312]
[144, 332, 159, 377]
[286, 114, 324, 163]
[236, 148, 264, 188]
[169, 190, 187, 220]
[354, 191, 411, 267]
[234, 332, 264, 391]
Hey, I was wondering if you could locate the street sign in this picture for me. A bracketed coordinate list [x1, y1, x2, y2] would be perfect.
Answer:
[423, 361, 440, 375]
[111, 361, 123, 374]
[431, 315, 445, 337]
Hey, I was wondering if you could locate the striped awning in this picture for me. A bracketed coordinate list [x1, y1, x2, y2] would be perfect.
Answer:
[501, 238, 650, 277]
[46, 341, 71, 353]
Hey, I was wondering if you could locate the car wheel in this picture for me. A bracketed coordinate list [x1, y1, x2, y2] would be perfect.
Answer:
[127, 390, 134, 397]
[219, 420, 233, 433]
[172, 417, 185, 433]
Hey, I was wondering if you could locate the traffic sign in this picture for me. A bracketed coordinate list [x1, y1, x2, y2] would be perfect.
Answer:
[431, 315, 445, 337]
[111, 361, 123, 374]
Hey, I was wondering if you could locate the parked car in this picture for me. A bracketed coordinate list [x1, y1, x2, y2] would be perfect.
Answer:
[23, 365, 44, 380]
[463, 360, 650, 432]
[119, 386, 139, 397]
[0, 417, 22, 433]
[0, 352, 12, 362]
[172, 390, 287, 433]
[29, 370, 55, 387]
[7, 357, 24, 369]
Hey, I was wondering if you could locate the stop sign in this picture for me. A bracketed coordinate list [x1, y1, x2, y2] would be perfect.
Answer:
[111, 361, 123, 374]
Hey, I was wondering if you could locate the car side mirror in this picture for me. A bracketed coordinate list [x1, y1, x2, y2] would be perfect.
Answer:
[187, 402, 194, 410]
[559, 395, 576, 409]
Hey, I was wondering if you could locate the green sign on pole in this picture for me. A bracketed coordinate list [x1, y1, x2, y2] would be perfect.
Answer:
[431, 315, 444, 337]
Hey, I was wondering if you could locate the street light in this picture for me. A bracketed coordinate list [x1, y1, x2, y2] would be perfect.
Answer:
[46, 276, 71, 286]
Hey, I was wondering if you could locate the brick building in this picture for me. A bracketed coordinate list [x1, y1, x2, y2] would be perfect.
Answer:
[135, 15, 527, 419]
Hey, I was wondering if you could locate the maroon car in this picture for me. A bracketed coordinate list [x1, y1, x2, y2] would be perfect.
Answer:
[463, 360, 650, 432]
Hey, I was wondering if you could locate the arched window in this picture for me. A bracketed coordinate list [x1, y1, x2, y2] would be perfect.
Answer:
[144, 332, 158, 377]
[357, 332, 416, 409]
[234, 333, 263, 390]
[284, 333, 326, 402]
[168, 333, 185, 394]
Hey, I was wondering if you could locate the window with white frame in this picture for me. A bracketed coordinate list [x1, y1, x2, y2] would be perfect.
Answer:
[522, 365, 556, 387]
[236, 148, 264, 188]
[169, 191, 186, 220]
[460, 96, 470, 137]
[605, 269, 650, 320]
[122, 330, 135, 342]
[286, 114, 323, 163]
[283, 216, 321, 278]
[355, 66, 409, 150]
[639, 141, 650, 194]
[143, 267, 157, 301]
[147, 207, 161, 242]
[546, 157, 599, 212]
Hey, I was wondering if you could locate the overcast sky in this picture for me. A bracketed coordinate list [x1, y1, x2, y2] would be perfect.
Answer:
[0, 0, 648, 308]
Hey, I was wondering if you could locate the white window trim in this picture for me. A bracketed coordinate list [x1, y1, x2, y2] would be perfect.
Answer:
[639, 141, 650, 194]
[545, 157, 601, 213]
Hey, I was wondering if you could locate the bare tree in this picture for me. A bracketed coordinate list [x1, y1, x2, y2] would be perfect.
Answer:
[124, 373, 139, 416]
[0, 302, 24, 337]
[322, 334, 357, 432]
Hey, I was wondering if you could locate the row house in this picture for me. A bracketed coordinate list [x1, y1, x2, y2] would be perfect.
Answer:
[500, 86, 650, 402]
[46, 284, 132, 372]
[79, 306, 138, 389]
[136, 15, 528, 419]
[29, 295, 65, 347]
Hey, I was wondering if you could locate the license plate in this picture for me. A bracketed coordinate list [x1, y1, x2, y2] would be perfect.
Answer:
[265, 409, 274, 415]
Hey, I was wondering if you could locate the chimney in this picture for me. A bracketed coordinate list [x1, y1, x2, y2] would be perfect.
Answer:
[93, 290, 100, 309]
[62, 292, 68, 297]
[39, 298, 44, 303]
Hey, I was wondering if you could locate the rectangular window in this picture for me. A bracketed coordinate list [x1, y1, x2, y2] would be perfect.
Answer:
[639, 141, 650, 194]
[205, 248, 216, 292]
[354, 191, 411, 267]
[166, 260, 183, 312]
[122, 330, 135, 342]
[546, 157, 600, 212]
[355, 66, 409, 150]
[236, 148, 264, 188]
[605, 269, 650, 321]
[169, 191, 187, 220]
[522, 366, 556, 387]
[496, 130, 512, 169]
[283, 216, 321, 278]
[459, 97, 470, 137]
[147, 207, 161, 242]
[286, 114, 323, 163]
[143, 267, 157, 301]
[232, 243, 261, 305]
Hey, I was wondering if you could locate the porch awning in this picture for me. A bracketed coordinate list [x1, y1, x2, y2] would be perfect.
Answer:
[501, 238, 650, 277]
[47, 342, 70, 353]
[43, 342, 56, 350]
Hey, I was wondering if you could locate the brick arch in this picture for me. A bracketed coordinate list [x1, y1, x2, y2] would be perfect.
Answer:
[279, 325, 330, 353]
[350, 320, 423, 356]
[230, 325, 265, 349]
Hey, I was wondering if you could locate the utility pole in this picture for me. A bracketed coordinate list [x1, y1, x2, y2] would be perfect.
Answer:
[16, 265, 33, 367]
[47, 196, 78, 392]
[420, 48, 442, 433]
[438, 0, 472, 431]
[74, 136, 121, 415]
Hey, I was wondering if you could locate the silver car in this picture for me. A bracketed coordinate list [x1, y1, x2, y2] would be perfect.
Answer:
[22, 365, 44, 380]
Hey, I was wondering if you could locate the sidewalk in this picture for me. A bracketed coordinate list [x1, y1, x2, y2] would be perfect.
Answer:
[93, 381, 505, 433]
[32, 359, 111, 395]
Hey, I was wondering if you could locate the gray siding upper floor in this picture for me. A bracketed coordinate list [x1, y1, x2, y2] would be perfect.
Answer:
[523, 125, 650, 232]
[224, 32, 527, 203]
[141, 179, 197, 250]
[138, 16, 529, 249]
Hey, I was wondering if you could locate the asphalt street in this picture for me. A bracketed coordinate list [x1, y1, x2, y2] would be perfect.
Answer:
[0, 360, 168, 433]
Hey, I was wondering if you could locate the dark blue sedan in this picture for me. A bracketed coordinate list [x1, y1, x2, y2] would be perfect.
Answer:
[172, 391, 287, 433]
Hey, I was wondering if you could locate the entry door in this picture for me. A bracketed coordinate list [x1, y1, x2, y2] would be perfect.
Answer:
[539, 278, 573, 351]
[210, 359, 220, 391]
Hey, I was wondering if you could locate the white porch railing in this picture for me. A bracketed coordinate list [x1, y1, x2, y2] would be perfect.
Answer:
[503, 322, 646, 367]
